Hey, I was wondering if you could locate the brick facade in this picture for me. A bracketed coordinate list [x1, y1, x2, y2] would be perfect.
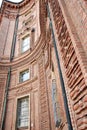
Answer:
[0, 0, 87, 130]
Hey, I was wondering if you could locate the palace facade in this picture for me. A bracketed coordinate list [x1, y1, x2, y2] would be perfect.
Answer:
[0, 0, 87, 130]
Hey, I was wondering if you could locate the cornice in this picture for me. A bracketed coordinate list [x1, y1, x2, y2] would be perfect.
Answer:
[0, 35, 46, 69]
[9, 76, 38, 91]
[0, 0, 31, 20]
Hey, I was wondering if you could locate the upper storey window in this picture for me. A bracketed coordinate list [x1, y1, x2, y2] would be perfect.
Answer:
[21, 36, 30, 53]
[19, 69, 30, 82]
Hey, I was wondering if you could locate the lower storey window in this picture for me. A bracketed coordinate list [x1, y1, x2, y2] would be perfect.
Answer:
[17, 97, 29, 128]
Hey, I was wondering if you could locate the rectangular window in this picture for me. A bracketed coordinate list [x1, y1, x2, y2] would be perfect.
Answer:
[19, 69, 30, 82]
[17, 97, 29, 128]
[21, 36, 30, 53]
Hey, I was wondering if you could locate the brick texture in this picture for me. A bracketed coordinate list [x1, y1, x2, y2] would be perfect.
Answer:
[0, 0, 87, 130]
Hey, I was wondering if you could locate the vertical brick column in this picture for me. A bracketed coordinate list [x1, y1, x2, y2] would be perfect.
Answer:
[0, 67, 8, 127]
[31, 29, 35, 49]
[0, 17, 10, 57]
[40, 0, 46, 35]
[38, 55, 50, 130]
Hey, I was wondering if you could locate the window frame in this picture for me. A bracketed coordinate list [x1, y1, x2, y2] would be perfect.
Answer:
[21, 35, 31, 53]
[16, 95, 30, 129]
[19, 69, 30, 83]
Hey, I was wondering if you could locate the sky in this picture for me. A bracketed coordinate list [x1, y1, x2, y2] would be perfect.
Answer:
[0, 0, 23, 7]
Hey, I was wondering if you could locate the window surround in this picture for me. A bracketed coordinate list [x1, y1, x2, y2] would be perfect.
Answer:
[21, 35, 30, 53]
[19, 33, 31, 55]
[18, 27, 36, 55]
[16, 94, 30, 130]
[17, 65, 31, 85]
[19, 69, 30, 83]
[17, 96, 29, 128]
[32, 62, 37, 78]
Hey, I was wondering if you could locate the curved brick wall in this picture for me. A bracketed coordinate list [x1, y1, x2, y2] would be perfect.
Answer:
[0, 0, 87, 130]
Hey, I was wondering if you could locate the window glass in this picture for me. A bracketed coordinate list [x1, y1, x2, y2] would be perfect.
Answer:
[21, 36, 30, 53]
[19, 69, 30, 82]
[17, 97, 29, 128]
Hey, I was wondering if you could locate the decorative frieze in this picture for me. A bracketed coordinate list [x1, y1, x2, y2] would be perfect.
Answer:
[49, 0, 87, 129]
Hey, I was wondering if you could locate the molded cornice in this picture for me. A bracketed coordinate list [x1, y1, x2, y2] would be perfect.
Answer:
[0, 35, 47, 70]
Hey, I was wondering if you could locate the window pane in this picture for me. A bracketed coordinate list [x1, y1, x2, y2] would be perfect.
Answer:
[22, 72, 29, 81]
[23, 37, 30, 45]
[22, 36, 30, 53]
[22, 45, 29, 52]
[20, 70, 30, 82]
[17, 97, 29, 128]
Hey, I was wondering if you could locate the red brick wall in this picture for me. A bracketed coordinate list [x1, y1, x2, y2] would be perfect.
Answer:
[0, 0, 87, 130]
[49, 0, 87, 129]
[0, 67, 8, 127]
[0, 17, 15, 61]
[63, 0, 87, 55]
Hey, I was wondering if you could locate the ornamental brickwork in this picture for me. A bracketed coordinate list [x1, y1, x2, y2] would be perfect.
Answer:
[0, 0, 87, 130]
